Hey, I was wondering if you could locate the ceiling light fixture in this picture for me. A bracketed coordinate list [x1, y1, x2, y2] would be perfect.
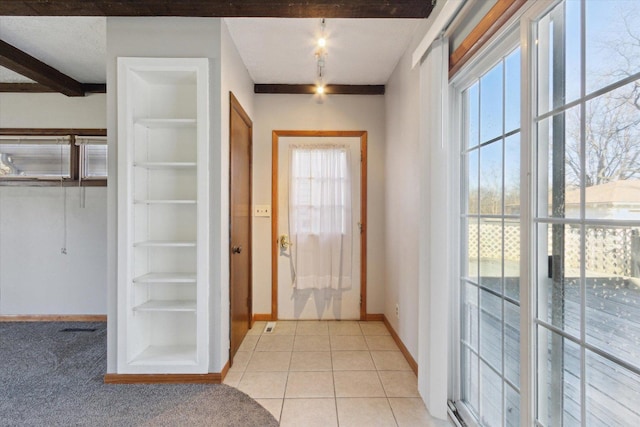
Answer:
[315, 18, 328, 96]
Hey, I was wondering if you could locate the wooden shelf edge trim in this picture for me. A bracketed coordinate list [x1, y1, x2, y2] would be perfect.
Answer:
[382, 315, 419, 375]
[449, 0, 527, 78]
[0, 314, 107, 322]
[104, 373, 221, 384]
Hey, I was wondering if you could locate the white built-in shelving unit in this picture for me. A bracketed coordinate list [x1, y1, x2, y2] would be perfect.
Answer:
[117, 58, 209, 374]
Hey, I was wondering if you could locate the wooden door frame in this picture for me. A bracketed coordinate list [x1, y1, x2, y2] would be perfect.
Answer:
[271, 130, 368, 320]
[229, 92, 253, 360]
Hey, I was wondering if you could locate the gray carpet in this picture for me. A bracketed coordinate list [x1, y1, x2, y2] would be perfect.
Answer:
[0, 322, 278, 427]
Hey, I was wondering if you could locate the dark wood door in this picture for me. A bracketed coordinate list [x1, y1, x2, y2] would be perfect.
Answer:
[229, 93, 252, 363]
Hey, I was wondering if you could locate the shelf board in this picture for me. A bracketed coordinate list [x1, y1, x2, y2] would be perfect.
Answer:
[134, 240, 196, 248]
[133, 273, 196, 284]
[134, 162, 197, 169]
[130, 345, 197, 366]
[134, 199, 196, 205]
[133, 300, 196, 312]
[134, 118, 196, 128]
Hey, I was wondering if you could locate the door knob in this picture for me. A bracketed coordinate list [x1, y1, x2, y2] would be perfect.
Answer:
[232, 245, 242, 254]
[279, 234, 293, 250]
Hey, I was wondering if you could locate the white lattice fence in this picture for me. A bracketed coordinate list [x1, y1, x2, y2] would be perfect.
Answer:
[468, 220, 520, 261]
[468, 221, 639, 277]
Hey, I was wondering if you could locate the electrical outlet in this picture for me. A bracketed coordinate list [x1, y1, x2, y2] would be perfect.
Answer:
[395, 303, 399, 319]
[254, 205, 271, 217]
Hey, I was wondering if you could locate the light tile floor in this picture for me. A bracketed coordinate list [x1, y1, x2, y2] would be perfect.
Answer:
[223, 320, 452, 427]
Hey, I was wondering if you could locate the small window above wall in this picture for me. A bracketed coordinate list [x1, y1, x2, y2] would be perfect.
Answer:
[0, 135, 71, 179]
[76, 136, 107, 180]
[0, 130, 107, 186]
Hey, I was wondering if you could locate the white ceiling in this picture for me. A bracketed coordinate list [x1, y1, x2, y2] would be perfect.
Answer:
[0, 17, 106, 83]
[0, 17, 420, 86]
[226, 18, 420, 85]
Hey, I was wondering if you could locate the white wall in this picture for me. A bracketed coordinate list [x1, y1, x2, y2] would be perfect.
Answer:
[106, 17, 223, 373]
[0, 92, 106, 129]
[0, 92, 107, 316]
[218, 19, 255, 369]
[384, 22, 429, 359]
[385, 2, 453, 419]
[252, 94, 386, 316]
[0, 187, 107, 315]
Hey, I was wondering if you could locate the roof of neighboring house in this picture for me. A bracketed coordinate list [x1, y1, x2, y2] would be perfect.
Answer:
[565, 179, 640, 205]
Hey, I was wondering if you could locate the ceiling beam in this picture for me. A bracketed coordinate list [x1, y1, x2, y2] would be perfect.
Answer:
[0, 1, 433, 18]
[0, 83, 56, 93]
[255, 84, 385, 95]
[0, 83, 107, 94]
[0, 40, 85, 96]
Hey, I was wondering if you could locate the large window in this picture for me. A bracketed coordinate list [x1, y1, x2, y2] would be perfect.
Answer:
[454, 1, 640, 426]
[459, 40, 522, 427]
[534, 1, 640, 425]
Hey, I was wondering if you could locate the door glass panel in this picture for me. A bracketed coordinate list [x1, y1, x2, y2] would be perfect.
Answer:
[536, 223, 581, 336]
[463, 281, 479, 350]
[504, 219, 520, 302]
[584, 80, 640, 221]
[584, 225, 640, 367]
[537, 327, 582, 426]
[480, 289, 503, 371]
[504, 133, 520, 215]
[536, 106, 582, 220]
[505, 50, 521, 134]
[586, 350, 640, 425]
[467, 217, 479, 282]
[480, 219, 503, 293]
[480, 140, 503, 215]
[585, 0, 640, 95]
[480, 63, 504, 143]
[505, 383, 520, 427]
[460, 45, 521, 425]
[481, 361, 503, 427]
[468, 149, 479, 215]
[535, 2, 640, 426]
[504, 300, 520, 387]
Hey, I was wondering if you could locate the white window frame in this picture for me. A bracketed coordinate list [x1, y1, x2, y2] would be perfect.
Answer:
[449, 2, 557, 426]
[451, 0, 640, 426]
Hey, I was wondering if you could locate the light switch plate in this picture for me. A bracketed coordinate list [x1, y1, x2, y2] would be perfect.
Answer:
[255, 205, 271, 217]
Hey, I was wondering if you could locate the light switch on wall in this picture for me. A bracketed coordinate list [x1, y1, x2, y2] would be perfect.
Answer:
[254, 205, 271, 217]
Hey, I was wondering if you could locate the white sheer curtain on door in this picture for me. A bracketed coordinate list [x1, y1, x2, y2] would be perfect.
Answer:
[289, 145, 352, 289]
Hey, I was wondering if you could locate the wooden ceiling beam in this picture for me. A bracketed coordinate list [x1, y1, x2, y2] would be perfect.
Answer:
[0, 82, 106, 94]
[0, 1, 433, 18]
[255, 84, 385, 95]
[0, 83, 55, 93]
[0, 39, 85, 96]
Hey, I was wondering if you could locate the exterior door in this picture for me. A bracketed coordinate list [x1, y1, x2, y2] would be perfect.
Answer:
[229, 93, 252, 362]
[277, 136, 362, 319]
